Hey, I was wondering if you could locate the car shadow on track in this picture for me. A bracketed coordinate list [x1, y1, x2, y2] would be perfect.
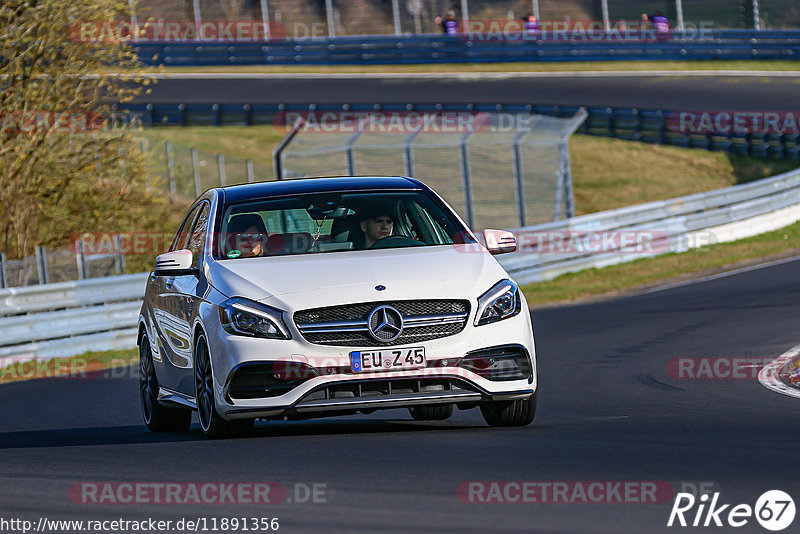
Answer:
[0, 419, 491, 449]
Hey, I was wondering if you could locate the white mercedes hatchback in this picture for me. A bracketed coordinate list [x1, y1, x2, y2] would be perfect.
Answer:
[138, 176, 537, 437]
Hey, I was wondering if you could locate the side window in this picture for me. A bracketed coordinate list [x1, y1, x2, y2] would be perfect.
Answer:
[186, 203, 210, 266]
[171, 204, 201, 252]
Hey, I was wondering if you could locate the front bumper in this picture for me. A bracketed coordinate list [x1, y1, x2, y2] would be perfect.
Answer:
[225, 375, 534, 419]
[203, 301, 537, 421]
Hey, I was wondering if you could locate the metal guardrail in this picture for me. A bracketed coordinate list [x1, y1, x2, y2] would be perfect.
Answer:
[0, 273, 148, 316]
[126, 102, 800, 160]
[497, 167, 800, 284]
[2, 167, 800, 360]
[0, 302, 141, 346]
[133, 31, 800, 66]
[0, 274, 147, 362]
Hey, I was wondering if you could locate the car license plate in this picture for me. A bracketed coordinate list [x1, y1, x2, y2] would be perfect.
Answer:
[350, 347, 426, 373]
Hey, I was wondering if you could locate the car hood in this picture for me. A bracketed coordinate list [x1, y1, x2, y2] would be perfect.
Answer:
[207, 244, 508, 308]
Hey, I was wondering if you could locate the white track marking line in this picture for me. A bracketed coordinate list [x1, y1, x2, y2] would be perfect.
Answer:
[758, 343, 800, 399]
[116, 70, 800, 80]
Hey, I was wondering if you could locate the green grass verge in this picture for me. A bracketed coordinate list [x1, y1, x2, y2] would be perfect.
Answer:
[143, 126, 286, 165]
[0, 349, 138, 385]
[569, 136, 798, 215]
[150, 60, 800, 74]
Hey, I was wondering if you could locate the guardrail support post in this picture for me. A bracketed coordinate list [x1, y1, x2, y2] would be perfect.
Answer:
[246, 159, 255, 183]
[402, 126, 423, 177]
[192, 0, 202, 29]
[243, 103, 252, 126]
[76, 240, 88, 280]
[459, 131, 475, 229]
[273, 116, 305, 180]
[391, 0, 401, 35]
[217, 154, 227, 186]
[166, 141, 176, 200]
[556, 140, 575, 219]
[344, 128, 365, 176]
[114, 234, 126, 275]
[0, 252, 6, 289]
[512, 132, 527, 228]
[753, 0, 761, 30]
[325, 0, 335, 37]
[259, 0, 271, 40]
[403, 144, 414, 177]
[192, 147, 202, 196]
[607, 108, 615, 137]
[35, 246, 48, 285]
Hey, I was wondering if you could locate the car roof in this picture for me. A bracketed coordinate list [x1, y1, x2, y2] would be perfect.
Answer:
[220, 176, 421, 203]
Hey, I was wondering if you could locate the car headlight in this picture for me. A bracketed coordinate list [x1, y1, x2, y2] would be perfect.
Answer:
[219, 297, 291, 340]
[474, 279, 521, 326]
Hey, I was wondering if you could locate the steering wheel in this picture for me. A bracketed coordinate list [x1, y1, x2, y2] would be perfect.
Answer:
[370, 235, 424, 249]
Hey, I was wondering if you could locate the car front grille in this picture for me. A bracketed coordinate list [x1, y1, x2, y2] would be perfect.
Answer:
[294, 300, 470, 347]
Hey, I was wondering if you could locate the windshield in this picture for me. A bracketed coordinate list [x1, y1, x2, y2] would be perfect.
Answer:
[215, 189, 475, 259]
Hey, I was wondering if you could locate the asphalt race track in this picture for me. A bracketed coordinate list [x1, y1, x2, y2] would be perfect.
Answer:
[2, 257, 799, 533]
[141, 73, 800, 111]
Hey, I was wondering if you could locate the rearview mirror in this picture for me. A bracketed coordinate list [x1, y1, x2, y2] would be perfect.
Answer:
[483, 229, 517, 255]
[154, 249, 198, 276]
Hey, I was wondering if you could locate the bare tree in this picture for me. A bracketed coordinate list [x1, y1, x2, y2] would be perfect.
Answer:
[0, 0, 169, 261]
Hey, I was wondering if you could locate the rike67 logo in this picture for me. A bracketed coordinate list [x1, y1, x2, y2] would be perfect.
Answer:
[668, 490, 795, 531]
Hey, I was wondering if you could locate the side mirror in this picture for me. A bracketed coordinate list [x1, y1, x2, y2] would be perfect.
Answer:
[483, 229, 517, 255]
[154, 249, 198, 276]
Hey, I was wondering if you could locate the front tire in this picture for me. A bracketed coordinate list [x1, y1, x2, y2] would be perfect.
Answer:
[480, 391, 537, 427]
[194, 333, 253, 438]
[409, 404, 455, 421]
[139, 334, 192, 432]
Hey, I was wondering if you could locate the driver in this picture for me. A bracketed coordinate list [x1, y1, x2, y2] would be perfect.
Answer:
[359, 209, 394, 248]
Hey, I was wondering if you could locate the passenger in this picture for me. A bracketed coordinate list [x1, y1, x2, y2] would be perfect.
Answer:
[226, 214, 268, 258]
[238, 224, 265, 257]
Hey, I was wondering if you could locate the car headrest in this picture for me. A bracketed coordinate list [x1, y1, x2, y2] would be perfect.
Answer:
[227, 214, 267, 235]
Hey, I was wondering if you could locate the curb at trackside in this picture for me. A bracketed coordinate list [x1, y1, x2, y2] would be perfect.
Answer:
[758, 342, 800, 399]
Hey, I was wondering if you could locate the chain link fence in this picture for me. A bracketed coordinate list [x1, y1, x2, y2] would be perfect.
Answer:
[0, 246, 125, 289]
[141, 136, 273, 203]
[276, 110, 587, 230]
